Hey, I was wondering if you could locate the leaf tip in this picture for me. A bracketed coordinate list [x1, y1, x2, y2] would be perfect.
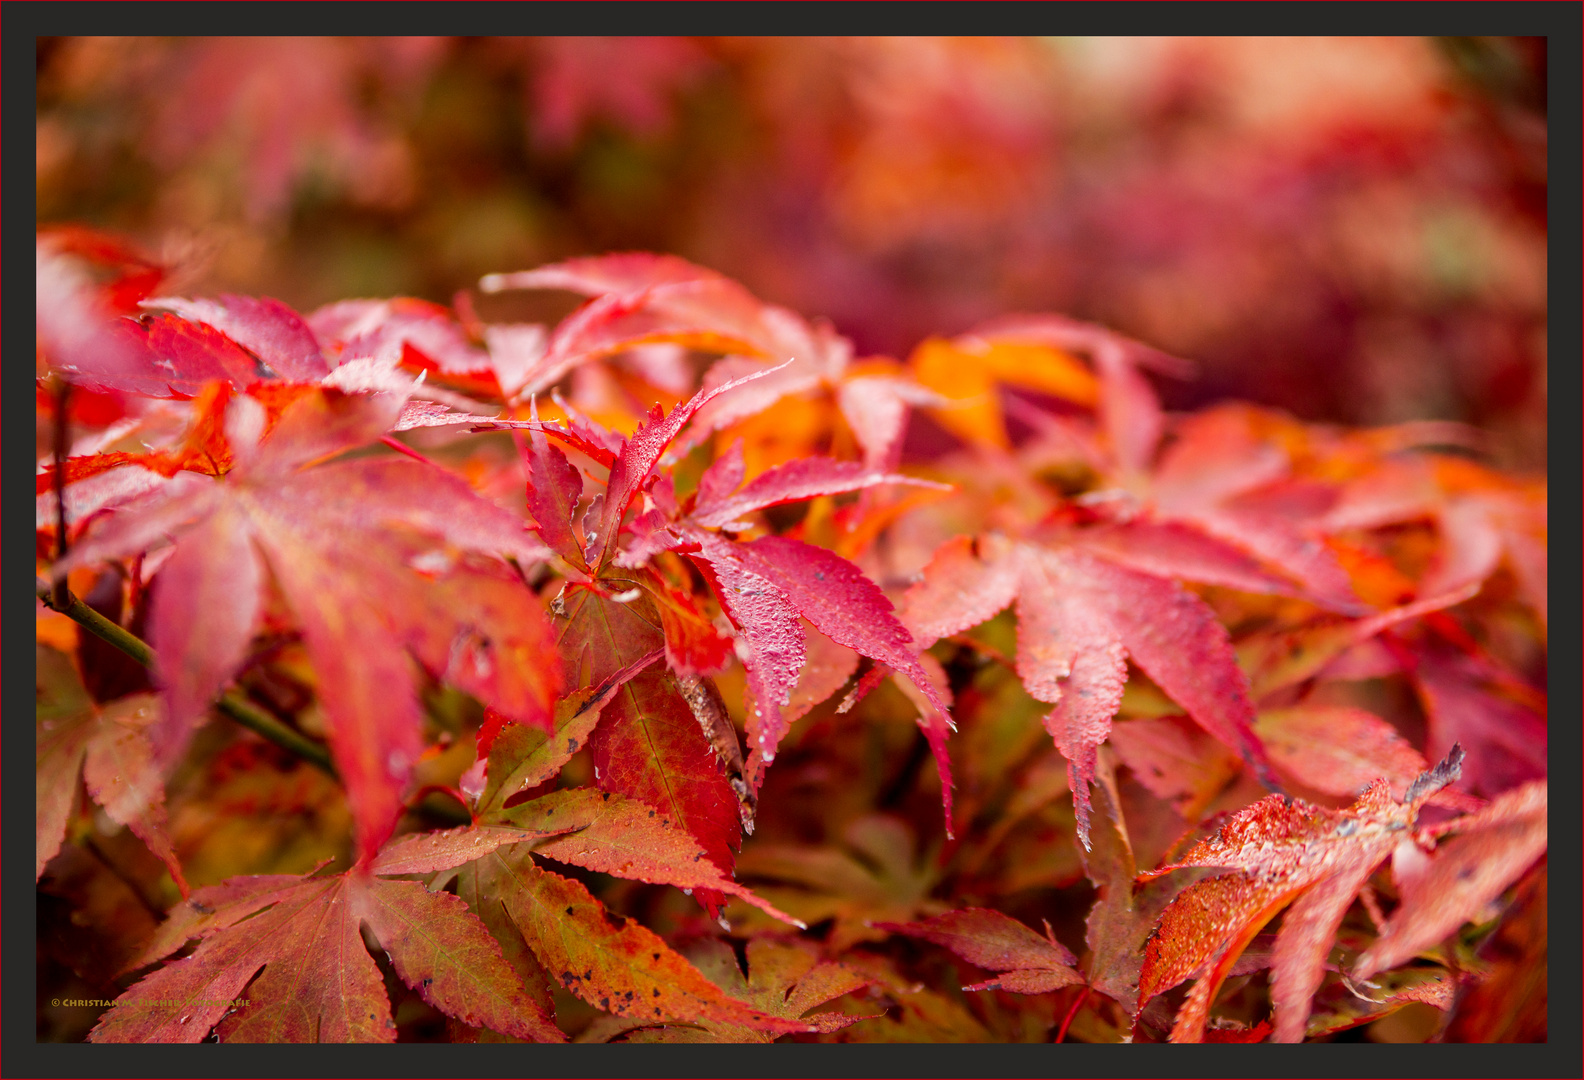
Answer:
[1404, 742, 1464, 805]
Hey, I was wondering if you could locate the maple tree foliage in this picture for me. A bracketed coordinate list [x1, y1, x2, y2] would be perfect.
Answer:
[36, 235, 1547, 1044]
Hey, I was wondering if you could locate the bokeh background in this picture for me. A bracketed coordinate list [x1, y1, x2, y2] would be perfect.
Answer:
[37, 36, 1547, 467]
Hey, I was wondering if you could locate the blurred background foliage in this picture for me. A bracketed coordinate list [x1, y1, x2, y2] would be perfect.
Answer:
[37, 35, 1547, 467]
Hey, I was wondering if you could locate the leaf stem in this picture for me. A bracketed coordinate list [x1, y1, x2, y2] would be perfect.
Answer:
[35, 580, 338, 778]
[1056, 985, 1090, 1043]
[379, 434, 442, 469]
[39, 578, 153, 665]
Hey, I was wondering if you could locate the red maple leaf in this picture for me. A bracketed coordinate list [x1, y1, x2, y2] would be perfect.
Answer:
[875, 907, 1084, 995]
[904, 531, 1274, 848]
[482, 252, 942, 470]
[36, 647, 185, 894]
[483, 367, 957, 835]
[1135, 745, 1545, 1042]
[93, 864, 563, 1044]
[54, 386, 560, 860]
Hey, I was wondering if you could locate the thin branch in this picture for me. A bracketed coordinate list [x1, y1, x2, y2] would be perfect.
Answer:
[52, 379, 72, 610]
[36, 580, 338, 778]
[39, 579, 153, 666]
[214, 691, 338, 778]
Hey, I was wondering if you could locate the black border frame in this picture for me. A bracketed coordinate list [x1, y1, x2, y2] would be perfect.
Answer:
[11, 6, 1578, 1077]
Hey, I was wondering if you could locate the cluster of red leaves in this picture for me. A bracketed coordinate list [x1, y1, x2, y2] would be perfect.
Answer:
[36, 232, 1546, 1043]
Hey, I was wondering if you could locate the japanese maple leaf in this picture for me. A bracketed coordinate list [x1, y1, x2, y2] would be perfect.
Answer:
[1135, 745, 1542, 1043]
[1406, 634, 1546, 798]
[1351, 777, 1547, 983]
[905, 325, 1103, 453]
[386, 820, 812, 1037]
[903, 530, 1275, 848]
[497, 374, 771, 893]
[489, 383, 784, 881]
[1324, 454, 1548, 628]
[38, 275, 496, 525]
[551, 583, 748, 916]
[55, 386, 560, 860]
[1077, 752, 1228, 1019]
[734, 815, 947, 953]
[579, 936, 875, 1043]
[928, 326, 1364, 615]
[670, 448, 956, 819]
[38, 240, 336, 400]
[1123, 403, 1366, 613]
[490, 369, 955, 829]
[482, 252, 942, 471]
[35, 645, 186, 894]
[307, 296, 507, 399]
[141, 294, 330, 383]
[36, 236, 164, 394]
[944, 313, 1194, 480]
[61, 285, 503, 412]
[1010, 394, 1367, 615]
[91, 864, 563, 1044]
[36, 381, 252, 505]
[875, 908, 1084, 995]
